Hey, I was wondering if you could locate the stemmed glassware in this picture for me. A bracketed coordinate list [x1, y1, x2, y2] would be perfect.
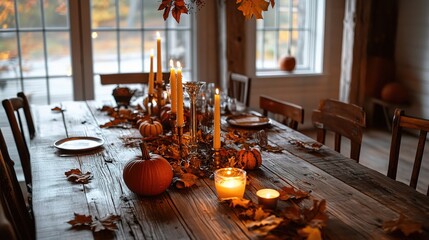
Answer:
[184, 81, 206, 152]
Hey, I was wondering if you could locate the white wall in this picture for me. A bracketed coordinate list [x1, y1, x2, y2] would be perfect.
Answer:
[395, 0, 429, 119]
[247, 0, 346, 129]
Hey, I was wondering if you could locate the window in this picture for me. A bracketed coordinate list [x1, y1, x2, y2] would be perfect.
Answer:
[0, 1, 194, 104]
[256, 0, 325, 74]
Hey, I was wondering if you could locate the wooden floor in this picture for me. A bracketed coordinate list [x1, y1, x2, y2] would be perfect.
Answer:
[0, 107, 427, 195]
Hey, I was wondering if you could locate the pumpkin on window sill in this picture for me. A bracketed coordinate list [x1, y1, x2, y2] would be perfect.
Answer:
[279, 55, 296, 72]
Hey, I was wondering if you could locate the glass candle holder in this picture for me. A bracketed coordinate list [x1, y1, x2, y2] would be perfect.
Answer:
[214, 168, 246, 199]
[256, 189, 280, 210]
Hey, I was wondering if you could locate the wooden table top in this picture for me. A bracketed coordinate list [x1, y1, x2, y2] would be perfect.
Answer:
[30, 101, 429, 239]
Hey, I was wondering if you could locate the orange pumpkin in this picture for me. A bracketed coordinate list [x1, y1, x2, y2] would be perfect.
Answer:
[236, 146, 262, 170]
[123, 142, 173, 196]
[279, 55, 296, 72]
[139, 118, 163, 137]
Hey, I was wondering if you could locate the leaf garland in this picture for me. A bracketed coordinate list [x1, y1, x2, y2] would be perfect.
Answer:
[157, 0, 275, 23]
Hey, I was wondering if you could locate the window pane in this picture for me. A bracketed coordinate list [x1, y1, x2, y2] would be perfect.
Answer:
[167, 30, 191, 70]
[44, 0, 68, 28]
[143, 0, 165, 28]
[49, 77, 73, 103]
[92, 0, 116, 28]
[17, 0, 42, 28]
[119, 0, 142, 28]
[93, 31, 118, 74]
[23, 78, 48, 104]
[120, 31, 142, 72]
[20, 32, 46, 78]
[0, 79, 21, 99]
[0, 2, 17, 29]
[0, 32, 20, 78]
[46, 32, 71, 76]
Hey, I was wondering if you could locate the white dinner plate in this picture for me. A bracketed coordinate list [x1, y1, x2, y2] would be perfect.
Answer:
[54, 136, 104, 151]
[226, 115, 271, 128]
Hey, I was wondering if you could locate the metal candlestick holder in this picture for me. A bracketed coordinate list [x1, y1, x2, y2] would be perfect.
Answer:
[156, 81, 164, 119]
[147, 93, 155, 116]
[183, 81, 205, 152]
[176, 124, 184, 163]
[169, 111, 177, 135]
[213, 148, 221, 169]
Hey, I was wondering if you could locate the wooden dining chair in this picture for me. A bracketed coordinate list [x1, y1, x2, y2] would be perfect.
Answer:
[0, 129, 34, 240]
[387, 109, 429, 196]
[259, 95, 304, 130]
[312, 99, 366, 162]
[0, 202, 17, 240]
[2, 92, 34, 189]
[228, 72, 251, 107]
[100, 72, 170, 85]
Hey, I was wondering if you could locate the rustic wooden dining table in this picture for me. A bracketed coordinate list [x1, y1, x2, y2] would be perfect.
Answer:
[30, 100, 428, 239]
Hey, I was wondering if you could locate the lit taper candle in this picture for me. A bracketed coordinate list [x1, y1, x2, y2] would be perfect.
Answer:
[176, 61, 184, 126]
[169, 59, 177, 113]
[156, 32, 162, 84]
[148, 49, 154, 95]
[213, 88, 221, 149]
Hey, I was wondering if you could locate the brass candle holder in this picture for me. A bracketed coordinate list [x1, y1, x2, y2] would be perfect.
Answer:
[176, 123, 184, 163]
[213, 148, 221, 169]
[156, 81, 164, 119]
[147, 93, 155, 116]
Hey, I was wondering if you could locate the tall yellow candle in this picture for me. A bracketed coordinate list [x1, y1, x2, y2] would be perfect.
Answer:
[169, 59, 177, 113]
[156, 32, 162, 84]
[176, 61, 184, 125]
[213, 88, 221, 149]
[148, 50, 154, 95]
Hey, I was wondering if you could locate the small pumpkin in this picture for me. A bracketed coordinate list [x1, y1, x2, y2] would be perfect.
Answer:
[236, 146, 262, 170]
[123, 142, 173, 196]
[279, 55, 296, 72]
[139, 118, 163, 137]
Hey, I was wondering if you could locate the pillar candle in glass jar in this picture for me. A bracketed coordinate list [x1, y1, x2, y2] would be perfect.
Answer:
[214, 168, 246, 199]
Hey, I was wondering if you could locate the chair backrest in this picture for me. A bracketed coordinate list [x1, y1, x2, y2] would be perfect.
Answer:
[388, 108, 429, 196]
[2, 92, 34, 187]
[259, 95, 304, 130]
[312, 99, 366, 162]
[100, 72, 170, 85]
[228, 72, 251, 107]
[0, 201, 17, 240]
[0, 129, 34, 240]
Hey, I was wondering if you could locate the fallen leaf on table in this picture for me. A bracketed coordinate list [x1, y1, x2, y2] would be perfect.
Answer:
[245, 215, 284, 236]
[67, 213, 92, 228]
[279, 186, 310, 201]
[303, 199, 328, 228]
[91, 214, 121, 232]
[298, 226, 322, 240]
[221, 197, 251, 208]
[173, 173, 198, 189]
[65, 168, 93, 184]
[262, 144, 283, 153]
[382, 214, 423, 236]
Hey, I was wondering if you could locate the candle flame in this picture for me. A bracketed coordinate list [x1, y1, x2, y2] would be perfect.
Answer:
[176, 61, 182, 69]
[170, 59, 174, 68]
[215, 88, 219, 95]
[150, 49, 154, 56]
[226, 170, 231, 175]
[156, 31, 160, 39]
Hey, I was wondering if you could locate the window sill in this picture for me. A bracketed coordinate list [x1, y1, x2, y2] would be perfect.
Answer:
[256, 70, 323, 78]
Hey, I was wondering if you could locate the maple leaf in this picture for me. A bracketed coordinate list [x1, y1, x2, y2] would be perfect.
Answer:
[382, 214, 423, 237]
[65, 169, 93, 184]
[237, 0, 270, 20]
[298, 226, 322, 240]
[171, 0, 188, 23]
[91, 214, 121, 232]
[254, 207, 271, 221]
[279, 186, 310, 201]
[173, 173, 198, 189]
[67, 213, 92, 228]
[303, 199, 328, 228]
[221, 197, 251, 208]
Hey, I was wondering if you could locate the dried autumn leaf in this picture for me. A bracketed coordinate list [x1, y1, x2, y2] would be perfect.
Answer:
[171, 0, 189, 23]
[221, 197, 251, 208]
[254, 207, 271, 221]
[67, 213, 92, 228]
[91, 214, 121, 232]
[245, 215, 284, 236]
[173, 173, 198, 189]
[298, 226, 322, 240]
[382, 214, 423, 237]
[237, 0, 270, 20]
[279, 186, 310, 201]
[303, 199, 328, 228]
[65, 168, 92, 184]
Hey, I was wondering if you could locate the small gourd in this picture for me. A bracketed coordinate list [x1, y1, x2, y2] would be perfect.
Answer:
[139, 118, 163, 137]
[123, 142, 173, 196]
[236, 146, 262, 170]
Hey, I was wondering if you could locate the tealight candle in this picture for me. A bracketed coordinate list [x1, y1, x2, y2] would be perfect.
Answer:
[214, 168, 246, 199]
[256, 189, 280, 210]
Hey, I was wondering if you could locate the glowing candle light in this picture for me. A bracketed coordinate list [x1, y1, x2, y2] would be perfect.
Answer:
[156, 32, 162, 84]
[170, 59, 177, 113]
[256, 189, 280, 209]
[148, 49, 154, 95]
[176, 61, 184, 126]
[213, 88, 221, 149]
[214, 168, 246, 199]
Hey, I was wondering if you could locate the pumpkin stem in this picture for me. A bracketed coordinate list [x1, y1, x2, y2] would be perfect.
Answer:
[140, 142, 151, 160]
